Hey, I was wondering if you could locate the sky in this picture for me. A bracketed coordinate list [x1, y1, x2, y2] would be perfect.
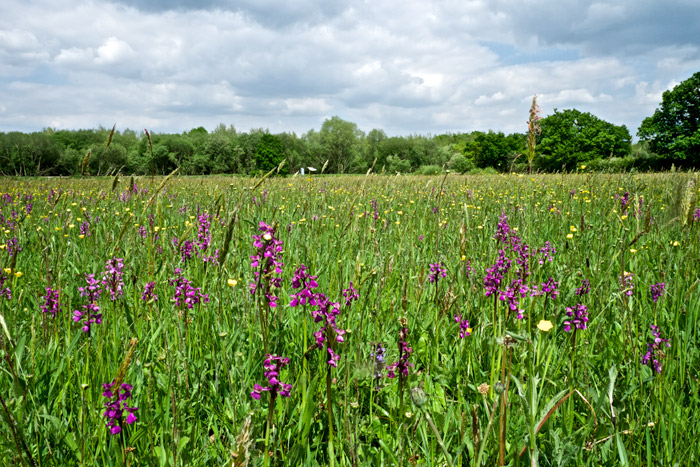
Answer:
[1, 0, 699, 137]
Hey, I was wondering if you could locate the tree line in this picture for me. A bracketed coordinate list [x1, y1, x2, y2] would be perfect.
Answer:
[1, 71, 697, 176]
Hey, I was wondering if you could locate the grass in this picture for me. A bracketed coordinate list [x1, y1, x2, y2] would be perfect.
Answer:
[0, 171, 698, 466]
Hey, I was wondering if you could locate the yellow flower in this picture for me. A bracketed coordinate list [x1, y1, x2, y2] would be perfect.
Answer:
[630, 248, 637, 253]
[569, 225, 577, 232]
[14, 271, 22, 278]
[227, 279, 238, 287]
[537, 320, 553, 332]
[566, 233, 574, 239]
[4, 268, 12, 274]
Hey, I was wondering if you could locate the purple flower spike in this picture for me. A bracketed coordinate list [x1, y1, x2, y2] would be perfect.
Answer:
[563, 303, 588, 332]
[0, 271, 11, 301]
[102, 380, 138, 435]
[428, 263, 447, 283]
[74, 274, 102, 333]
[311, 291, 346, 366]
[249, 221, 284, 306]
[387, 327, 413, 379]
[142, 281, 158, 302]
[641, 324, 671, 374]
[197, 212, 212, 252]
[619, 272, 634, 296]
[101, 257, 124, 301]
[342, 282, 359, 307]
[169, 269, 209, 309]
[40, 287, 61, 317]
[250, 355, 292, 401]
[575, 278, 590, 296]
[289, 264, 318, 307]
[454, 314, 471, 338]
[650, 282, 665, 303]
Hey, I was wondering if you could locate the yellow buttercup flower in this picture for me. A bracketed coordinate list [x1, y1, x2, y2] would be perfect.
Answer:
[537, 320, 553, 332]
[227, 279, 238, 287]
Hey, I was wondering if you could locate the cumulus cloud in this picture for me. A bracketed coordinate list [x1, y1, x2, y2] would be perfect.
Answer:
[0, 0, 698, 135]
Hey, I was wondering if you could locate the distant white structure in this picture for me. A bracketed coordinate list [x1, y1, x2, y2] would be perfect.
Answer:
[300, 167, 305, 175]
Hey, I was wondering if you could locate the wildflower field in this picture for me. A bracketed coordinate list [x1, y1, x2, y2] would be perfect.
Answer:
[0, 171, 699, 466]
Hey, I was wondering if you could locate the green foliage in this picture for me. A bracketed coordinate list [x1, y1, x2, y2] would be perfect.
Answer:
[469, 131, 524, 170]
[414, 164, 445, 175]
[320, 116, 363, 174]
[447, 153, 475, 174]
[0, 131, 62, 175]
[0, 173, 699, 465]
[255, 133, 286, 174]
[386, 154, 412, 173]
[537, 108, 632, 171]
[0, 109, 691, 177]
[638, 71, 700, 164]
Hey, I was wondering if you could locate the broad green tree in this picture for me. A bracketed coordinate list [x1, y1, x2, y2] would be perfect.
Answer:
[638, 71, 700, 164]
[255, 133, 287, 174]
[471, 131, 523, 170]
[320, 116, 363, 173]
[537, 109, 631, 171]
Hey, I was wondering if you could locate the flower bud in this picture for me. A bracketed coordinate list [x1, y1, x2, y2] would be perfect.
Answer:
[410, 387, 428, 408]
[494, 382, 506, 395]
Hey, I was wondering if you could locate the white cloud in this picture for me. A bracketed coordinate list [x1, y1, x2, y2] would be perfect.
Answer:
[54, 47, 95, 65]
[0, 0, 697, 135]
[95, 37, 134, 65]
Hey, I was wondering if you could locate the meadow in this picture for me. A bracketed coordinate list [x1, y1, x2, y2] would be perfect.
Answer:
[0, 170, 698, 466]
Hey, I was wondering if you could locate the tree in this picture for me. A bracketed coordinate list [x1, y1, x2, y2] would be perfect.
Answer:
[255, 133, 287, 174]
[378, 137, 415, 171]
[537, 109, 631, 171]
[638, 71, 700, 164]
[472, 131, 522, 170]
[364, 128, 387, 169]
[320, 116, 363, 173]
[447, 153, 475, 173]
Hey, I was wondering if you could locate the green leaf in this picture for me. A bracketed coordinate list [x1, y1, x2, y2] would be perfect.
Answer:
[608, 364, 618, 423]
[616, 432, 629, 466]
[535, 388, 570, 429]
[378, 439, 399, 466]
[154, 445, 169, 467]
[177, 436, 190, 455]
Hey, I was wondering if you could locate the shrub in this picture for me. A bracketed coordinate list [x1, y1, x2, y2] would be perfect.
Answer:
[415, 164, 445, 175]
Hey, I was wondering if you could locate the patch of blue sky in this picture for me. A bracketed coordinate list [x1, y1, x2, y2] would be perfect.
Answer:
[23, 65, 69, 86]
